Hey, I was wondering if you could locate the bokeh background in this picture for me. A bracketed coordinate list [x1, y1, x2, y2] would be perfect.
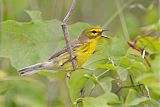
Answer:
[0, 0, 159, 107]
[2, 0, 159, 36]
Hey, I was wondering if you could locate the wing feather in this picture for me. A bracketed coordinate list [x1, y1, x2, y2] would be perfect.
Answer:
[48, 39, 83, 60]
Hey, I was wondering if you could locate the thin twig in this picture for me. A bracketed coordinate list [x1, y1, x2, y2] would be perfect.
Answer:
[129, 74, 144, 94]
[63, 0, 77, 23]
[129, 74, 140, 92]
[115, 83, 144, 94]
[61, 0, 78, 70]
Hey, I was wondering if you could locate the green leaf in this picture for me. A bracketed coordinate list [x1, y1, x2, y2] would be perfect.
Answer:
[99, 92, 120, 105]
[98, 77, 113, 92]
[119, 56, 132, 68]
[151, 55, 160, 73]
[145, 98, 160, 107]
[26, 10, 42, 22]
[136, 36, 160, 53]
[1, 11, 89, 70]
[82, 45, 109, 70]
[116, 67, 128, 81]
[124, 89, 148, 106]
[83, 97, 109, 107]
[67, 70, 89, 103]
[38, 71, 66, 81]
[119, 48, 149, 78]
[85, 73, 98, 84]
[96, 64, 116, 71]
[136, 73, 160, 95]
[1, 19, 62, 69]
[105, 37, 128, 56]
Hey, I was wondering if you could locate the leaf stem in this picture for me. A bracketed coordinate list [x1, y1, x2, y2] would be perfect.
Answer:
[97, 70, 109, 78]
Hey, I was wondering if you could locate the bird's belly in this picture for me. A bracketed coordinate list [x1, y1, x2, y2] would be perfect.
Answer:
[75, 42, 96, 68]
[75, 49, 93, 67]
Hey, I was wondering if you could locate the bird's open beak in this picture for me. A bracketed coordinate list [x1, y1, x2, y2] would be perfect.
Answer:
[101, 29, 112, 39]
[101, 35, 112, 39]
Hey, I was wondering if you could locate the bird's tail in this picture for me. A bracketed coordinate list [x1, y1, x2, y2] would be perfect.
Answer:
[19, 61, 53, 76]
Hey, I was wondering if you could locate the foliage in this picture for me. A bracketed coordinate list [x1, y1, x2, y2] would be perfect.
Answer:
[1, 0, 160, 107]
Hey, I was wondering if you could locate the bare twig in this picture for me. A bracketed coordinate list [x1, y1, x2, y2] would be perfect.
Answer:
[115, 83, 144, 94]
[61, 0, 86, 98]
[63, 0, 77, 24]
[61, 0, 78, 70]
[129, 74, 144, 94]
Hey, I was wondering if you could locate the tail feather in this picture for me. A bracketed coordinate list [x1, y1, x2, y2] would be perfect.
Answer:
[19, 61, 53, 76]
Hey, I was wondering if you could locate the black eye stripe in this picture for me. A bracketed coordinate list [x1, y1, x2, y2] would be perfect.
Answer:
[92, 30, 97, 33]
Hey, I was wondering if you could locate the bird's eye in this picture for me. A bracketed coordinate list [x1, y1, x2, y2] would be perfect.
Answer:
[91, 30, 97, 33]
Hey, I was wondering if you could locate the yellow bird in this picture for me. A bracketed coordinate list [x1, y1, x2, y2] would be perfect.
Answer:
[19, 26, 110, 76]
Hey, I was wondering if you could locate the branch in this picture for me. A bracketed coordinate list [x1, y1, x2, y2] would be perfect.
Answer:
[115, 83, 144, 94]
[61, 0, 78, 70]
[63, 0, 77, 23]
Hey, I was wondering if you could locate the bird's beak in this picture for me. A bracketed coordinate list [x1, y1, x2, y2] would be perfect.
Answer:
[100, 35, 112, 39]
[100, 29, 111, 39]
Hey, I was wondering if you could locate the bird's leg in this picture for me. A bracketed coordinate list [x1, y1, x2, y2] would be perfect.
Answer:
[66, 56, 77, 78]
[66, 71, 73, 80]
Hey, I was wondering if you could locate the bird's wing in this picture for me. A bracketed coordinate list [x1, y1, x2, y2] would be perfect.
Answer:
[48, 39, 83, 60]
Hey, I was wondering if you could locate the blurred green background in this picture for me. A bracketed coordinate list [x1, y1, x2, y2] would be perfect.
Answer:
[2, 0, 159, 33]
[0, 0, 159, 107]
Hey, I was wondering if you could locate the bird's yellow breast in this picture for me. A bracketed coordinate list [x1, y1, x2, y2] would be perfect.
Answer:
[75, 38, 97, 67]
[52, 37, 100, 71]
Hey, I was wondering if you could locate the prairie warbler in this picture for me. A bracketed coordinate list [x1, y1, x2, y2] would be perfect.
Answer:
[19, 26, 110, 75]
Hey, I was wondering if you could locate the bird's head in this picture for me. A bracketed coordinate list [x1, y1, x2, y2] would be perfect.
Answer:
[81, 26, 110, 39]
